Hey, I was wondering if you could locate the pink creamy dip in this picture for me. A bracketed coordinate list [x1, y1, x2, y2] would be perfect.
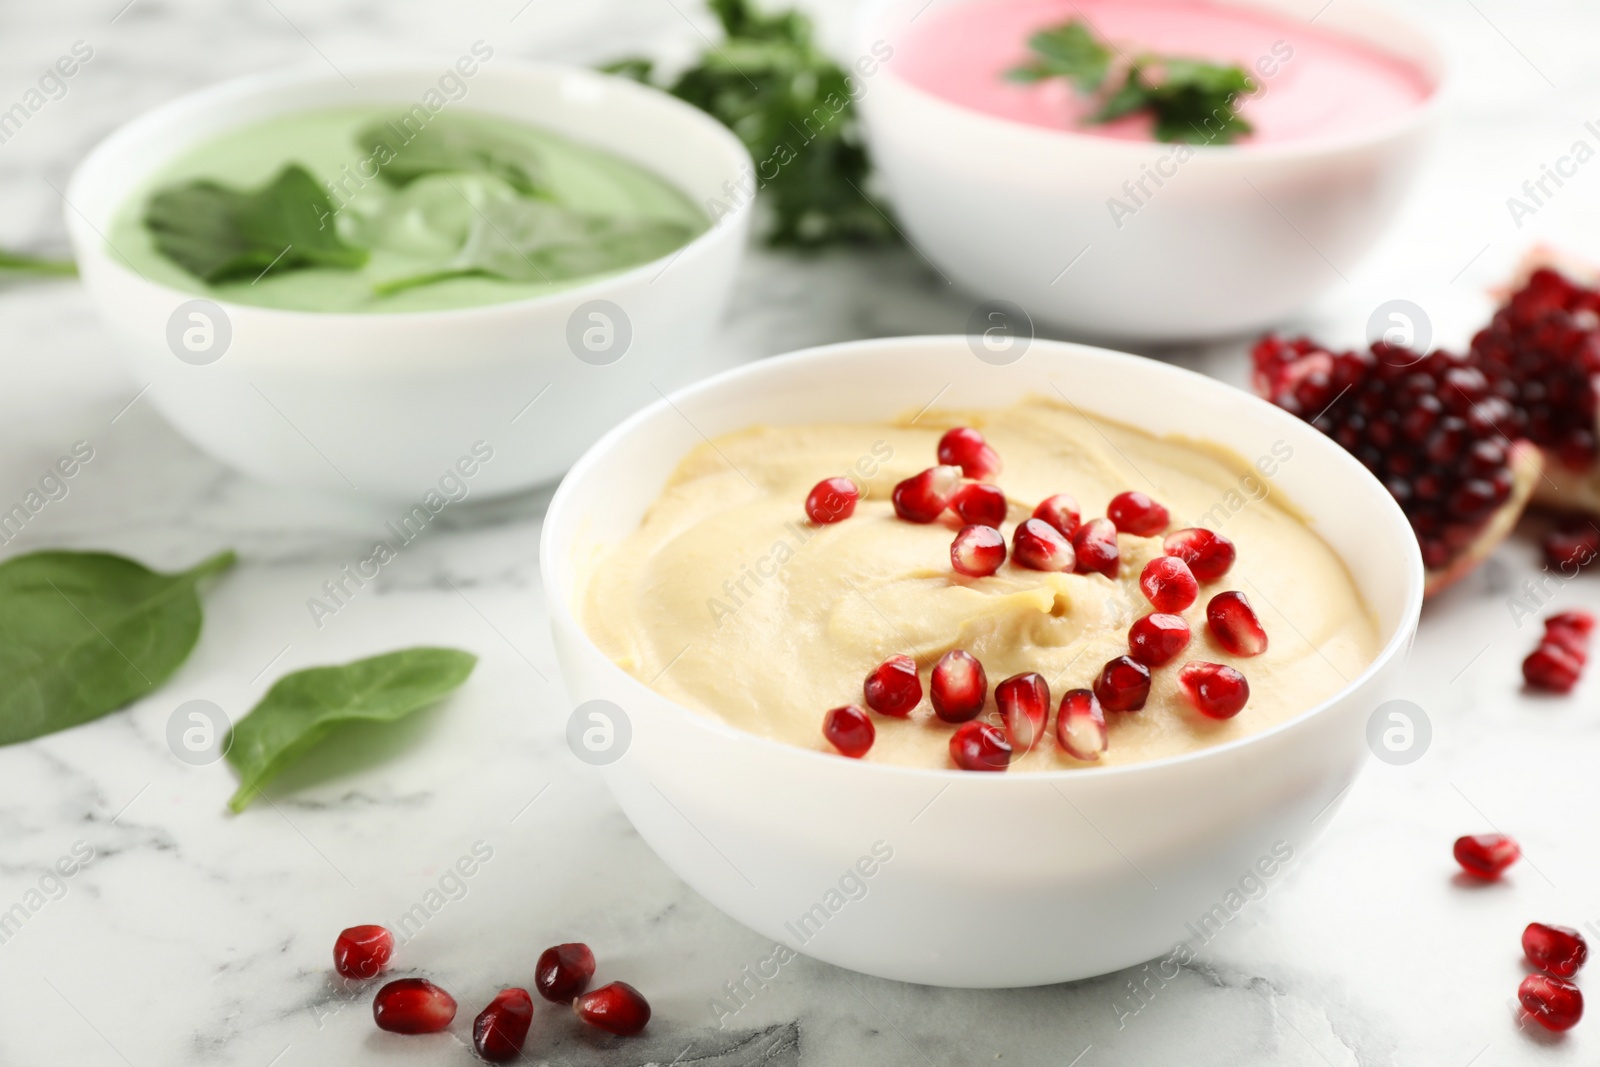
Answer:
[895, 0, 1433, 144]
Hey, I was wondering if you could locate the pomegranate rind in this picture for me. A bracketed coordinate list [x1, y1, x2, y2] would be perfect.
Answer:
[1422, 440, 1542, 597]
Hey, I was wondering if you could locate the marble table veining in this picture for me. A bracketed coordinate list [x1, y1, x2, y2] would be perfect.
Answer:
[2, 0, 1600, 1064]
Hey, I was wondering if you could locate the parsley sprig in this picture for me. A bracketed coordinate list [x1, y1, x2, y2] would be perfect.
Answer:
[605, 0, 898, 248]
[1007, 20, 1256, 145]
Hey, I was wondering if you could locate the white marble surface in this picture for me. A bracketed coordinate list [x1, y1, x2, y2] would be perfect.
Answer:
[3, 0, 1600, 1064]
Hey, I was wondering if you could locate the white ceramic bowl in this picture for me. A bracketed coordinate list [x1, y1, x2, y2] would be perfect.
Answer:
[66, 61, 751, 500]
[541, 335, 1424, 988]
[854, 0, 1445, 342]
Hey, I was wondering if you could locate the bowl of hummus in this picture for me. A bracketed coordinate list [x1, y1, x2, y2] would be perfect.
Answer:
[541, 335, 1423, 987]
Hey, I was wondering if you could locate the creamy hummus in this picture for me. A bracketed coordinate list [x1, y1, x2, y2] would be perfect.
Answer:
[580, 398, 1379, 769]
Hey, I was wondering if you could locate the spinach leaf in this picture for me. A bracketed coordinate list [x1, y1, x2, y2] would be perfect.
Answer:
[0, 549, 235, 745]
[604, 0, 899, 248]
[225, 647, 476, 812]
[357, 116, 547, 197]
[1006, 22, 1111, 92]
[144, 164, 368, 283]
[0, 248, 76, 277]
[373, 193, 694, 294]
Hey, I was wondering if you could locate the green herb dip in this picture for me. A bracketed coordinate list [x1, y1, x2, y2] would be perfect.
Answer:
[109, 105, 709, 313]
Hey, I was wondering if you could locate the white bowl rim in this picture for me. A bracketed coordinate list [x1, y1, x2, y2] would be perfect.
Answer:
[542, 333, 1426, 785]
[855, 0, 1451, 162]
[65, 58, 753, 324]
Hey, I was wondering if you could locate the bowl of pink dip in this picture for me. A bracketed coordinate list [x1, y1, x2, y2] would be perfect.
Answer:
[855, 0, 1443, 341]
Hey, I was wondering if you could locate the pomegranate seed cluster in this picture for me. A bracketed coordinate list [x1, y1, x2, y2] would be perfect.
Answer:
[1523, 610, 1594, 693]
[1471, 268, 1600, 471]
[1253, 265, 1600, 584]
[1451, 831, 1590, 1033]
[802, 427, 1265, 769]
[339, 925, 648, 1057]
[1253, 337, 1520, 573]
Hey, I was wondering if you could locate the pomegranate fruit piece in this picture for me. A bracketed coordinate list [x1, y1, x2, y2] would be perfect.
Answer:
[931, 649, 988, 722]
[1032, 493, 1082, 538]
[1177, 661, 1250, 719]
[1128, 613, 1192, 666]
[1473, 264, 1600, 482]
[863, 655, 921, 717]
[1252, 333, 1541, 596]
[951, 482, 1008, 527]
[1093, 656, 1151, 713]
[1071, 517, 1120, 578]
[1139, 556, 1199, 613]
[1524, 923, 1589, 978]
[373, 978, 457, 1034]
[949, 720, 1012, 771]
[1012, 517, 1076, 572]
[1106, 491, 1170, 536]
[951, 524, 1006, 577]
[1544, 525, 1600, 572]
[937, 427, 1001, 480]
[893, 465, 962, 523]
[996, 672, 1050, 753]
[1056, 688, 1108, 761]
[1206, 591, 1267, 656]
[805, 477, 859, 524]
[473, 988, 534, 1063]
[574, 981, 652, 1036]
[333, 924, 393, 981]
[1452, 833, 1520, 879]
[535, 942, 596, 1003]
[1162, 527, 1236, 582]
[1519, 974, 1584, 1033]
[822, 705, 875, 758]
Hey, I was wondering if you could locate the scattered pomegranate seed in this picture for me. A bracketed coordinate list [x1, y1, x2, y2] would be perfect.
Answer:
[804, 477, 859, 524]
[1072, 518, 1120, 578]
[535, 942, 596, 1003]
[1163, 527, 1236, 582]
[1524, 923, 1589, 978]
[951, 483, 1008, 527]
[1519, 974, 1584, 1033]
[863, 655, 921, 717]
[1206, 591, 1268, 656]
[373, 978, 457, 1034]
[574, 981, 652, 1036]
[1524, 643, 1584, 693]
[1032, 493, 1082, 538]
[892, 465, 962, 523]
[1012, 517, 1075, 572]
[1139, 556, 1199, 612]
[1128, 613, 1192, 666]
[1548, 609, 1597, 635]
[1452, 833, 1520, 879]
[473, 988, 534, 1062]
[1177, 661, 1250, 719]
[931, 649, 988, 722]
[951, 524, 1007, 577]
[822, 705, 875, 758]
[333, 924, 393, 981]
[996, 672, 1049, 753]
[1093, 656, 1151, 713]
[1544, 525, 1600, 572]
[1056, 689, 1108, 761]
[949, 720, 1012, 771]
[1106, 491, 1169, 536]
[937, 427, 1001, 480]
